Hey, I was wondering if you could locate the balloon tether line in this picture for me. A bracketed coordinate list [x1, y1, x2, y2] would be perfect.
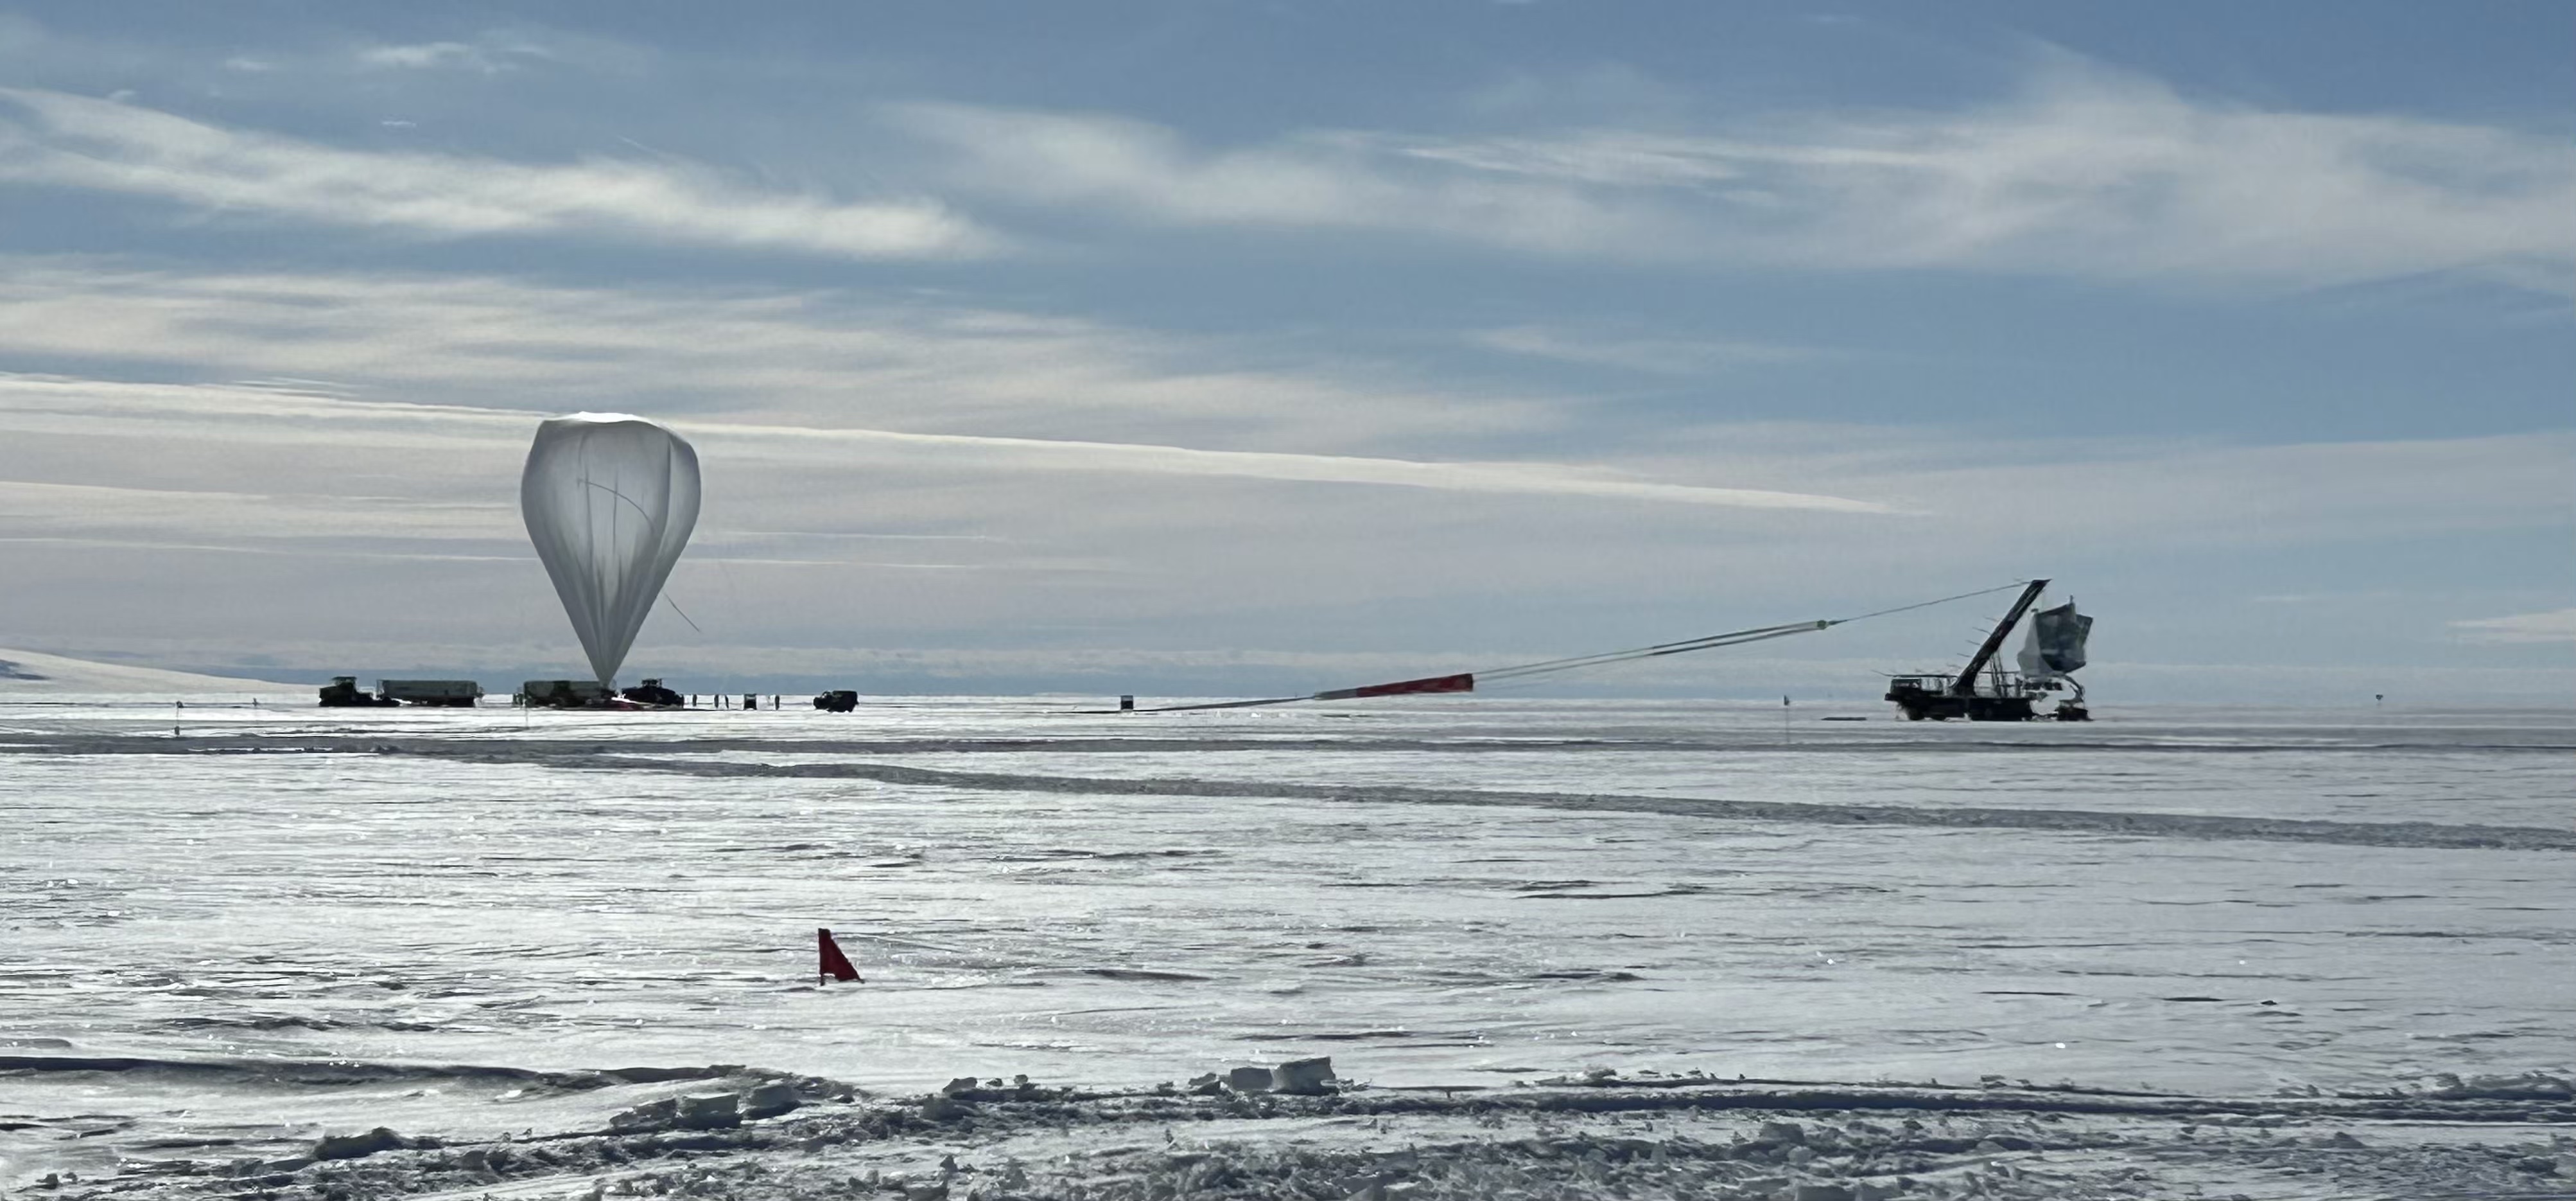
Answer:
[1136, 579, 2035, 712]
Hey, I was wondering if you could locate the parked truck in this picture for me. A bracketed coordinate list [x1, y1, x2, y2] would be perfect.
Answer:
[619, 678, 684, 708]
[518, 679, 613, 708]
[320, 677, 484, 707]
[317, 676, 397, 707]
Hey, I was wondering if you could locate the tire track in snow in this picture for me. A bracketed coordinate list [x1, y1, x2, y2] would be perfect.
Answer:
[555, 754, 2576, 852]
[12, 733, 2566, 850]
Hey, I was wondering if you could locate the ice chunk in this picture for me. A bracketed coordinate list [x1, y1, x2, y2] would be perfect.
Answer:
[313, 1127, 406, 1161]
[1275, 1056, 1336, 1095]
[743, 1082, 801, 1120]
[1757, 1121, 1807, 1146]
[677, 1092, 740, 1130]
[1226, 1065, 1273, 1093]
[2422, 1071, 2575, 1100]
[611, 1098, 677, 1131]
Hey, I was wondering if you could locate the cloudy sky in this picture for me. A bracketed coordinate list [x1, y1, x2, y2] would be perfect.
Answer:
[1, 3, 2568, 701]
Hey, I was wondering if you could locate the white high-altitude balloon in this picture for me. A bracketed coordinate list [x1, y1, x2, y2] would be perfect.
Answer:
[520, 414, 701, 687]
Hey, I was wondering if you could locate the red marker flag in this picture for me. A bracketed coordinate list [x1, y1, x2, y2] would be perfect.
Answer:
[817, 927, 862, 985]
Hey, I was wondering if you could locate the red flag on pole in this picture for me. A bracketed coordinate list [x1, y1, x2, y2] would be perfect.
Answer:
[817, 927, 861, 985]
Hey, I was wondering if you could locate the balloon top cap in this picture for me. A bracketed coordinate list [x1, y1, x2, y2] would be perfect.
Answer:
[551, 411, 660, 426]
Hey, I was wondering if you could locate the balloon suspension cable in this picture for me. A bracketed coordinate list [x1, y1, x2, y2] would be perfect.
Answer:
[1138, 579, 2036, 713]
[659, 591, 704, 633]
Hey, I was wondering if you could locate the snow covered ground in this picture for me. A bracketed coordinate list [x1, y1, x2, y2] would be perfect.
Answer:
[3, 696, 2570, 1198]
[0, 648, 300, 696]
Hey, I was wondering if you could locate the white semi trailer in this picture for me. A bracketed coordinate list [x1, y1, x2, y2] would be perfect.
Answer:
[376, 679, 485, 706]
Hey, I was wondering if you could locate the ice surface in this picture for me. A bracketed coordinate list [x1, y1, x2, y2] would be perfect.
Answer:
[2, 695, 2568, 1197]
[0, 649, 300, 695]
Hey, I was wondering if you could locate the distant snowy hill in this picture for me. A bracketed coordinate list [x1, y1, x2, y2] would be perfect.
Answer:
[0, 648, 304, 694]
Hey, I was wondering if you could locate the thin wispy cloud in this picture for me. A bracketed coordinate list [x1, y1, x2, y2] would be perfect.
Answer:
[0, 88, 994, 260]
[0, 477, 509, 534]
[347, 28, 652, 75]
[893, 58, 2576, 290]
[354, 39, 538, 73]
[1, 261, 2559, 557]
[0, 535, 529, 564]
[888, 100, 1698, 258]
[9, 55, 2567, 289]
[0, 374, 1892, 516]
[693, 418, 1895, 513]
[2452, 608, 2576, 644]
[1471, 325, 1827, 374]
[1850, 431, 2576, 548]
[0, 261, 1565, 451]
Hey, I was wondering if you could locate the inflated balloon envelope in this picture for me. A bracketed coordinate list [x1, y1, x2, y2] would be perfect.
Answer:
[521, 413, 702, 688]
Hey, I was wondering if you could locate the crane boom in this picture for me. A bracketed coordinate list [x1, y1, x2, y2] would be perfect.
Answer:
[1952, 578, 2050, 696]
